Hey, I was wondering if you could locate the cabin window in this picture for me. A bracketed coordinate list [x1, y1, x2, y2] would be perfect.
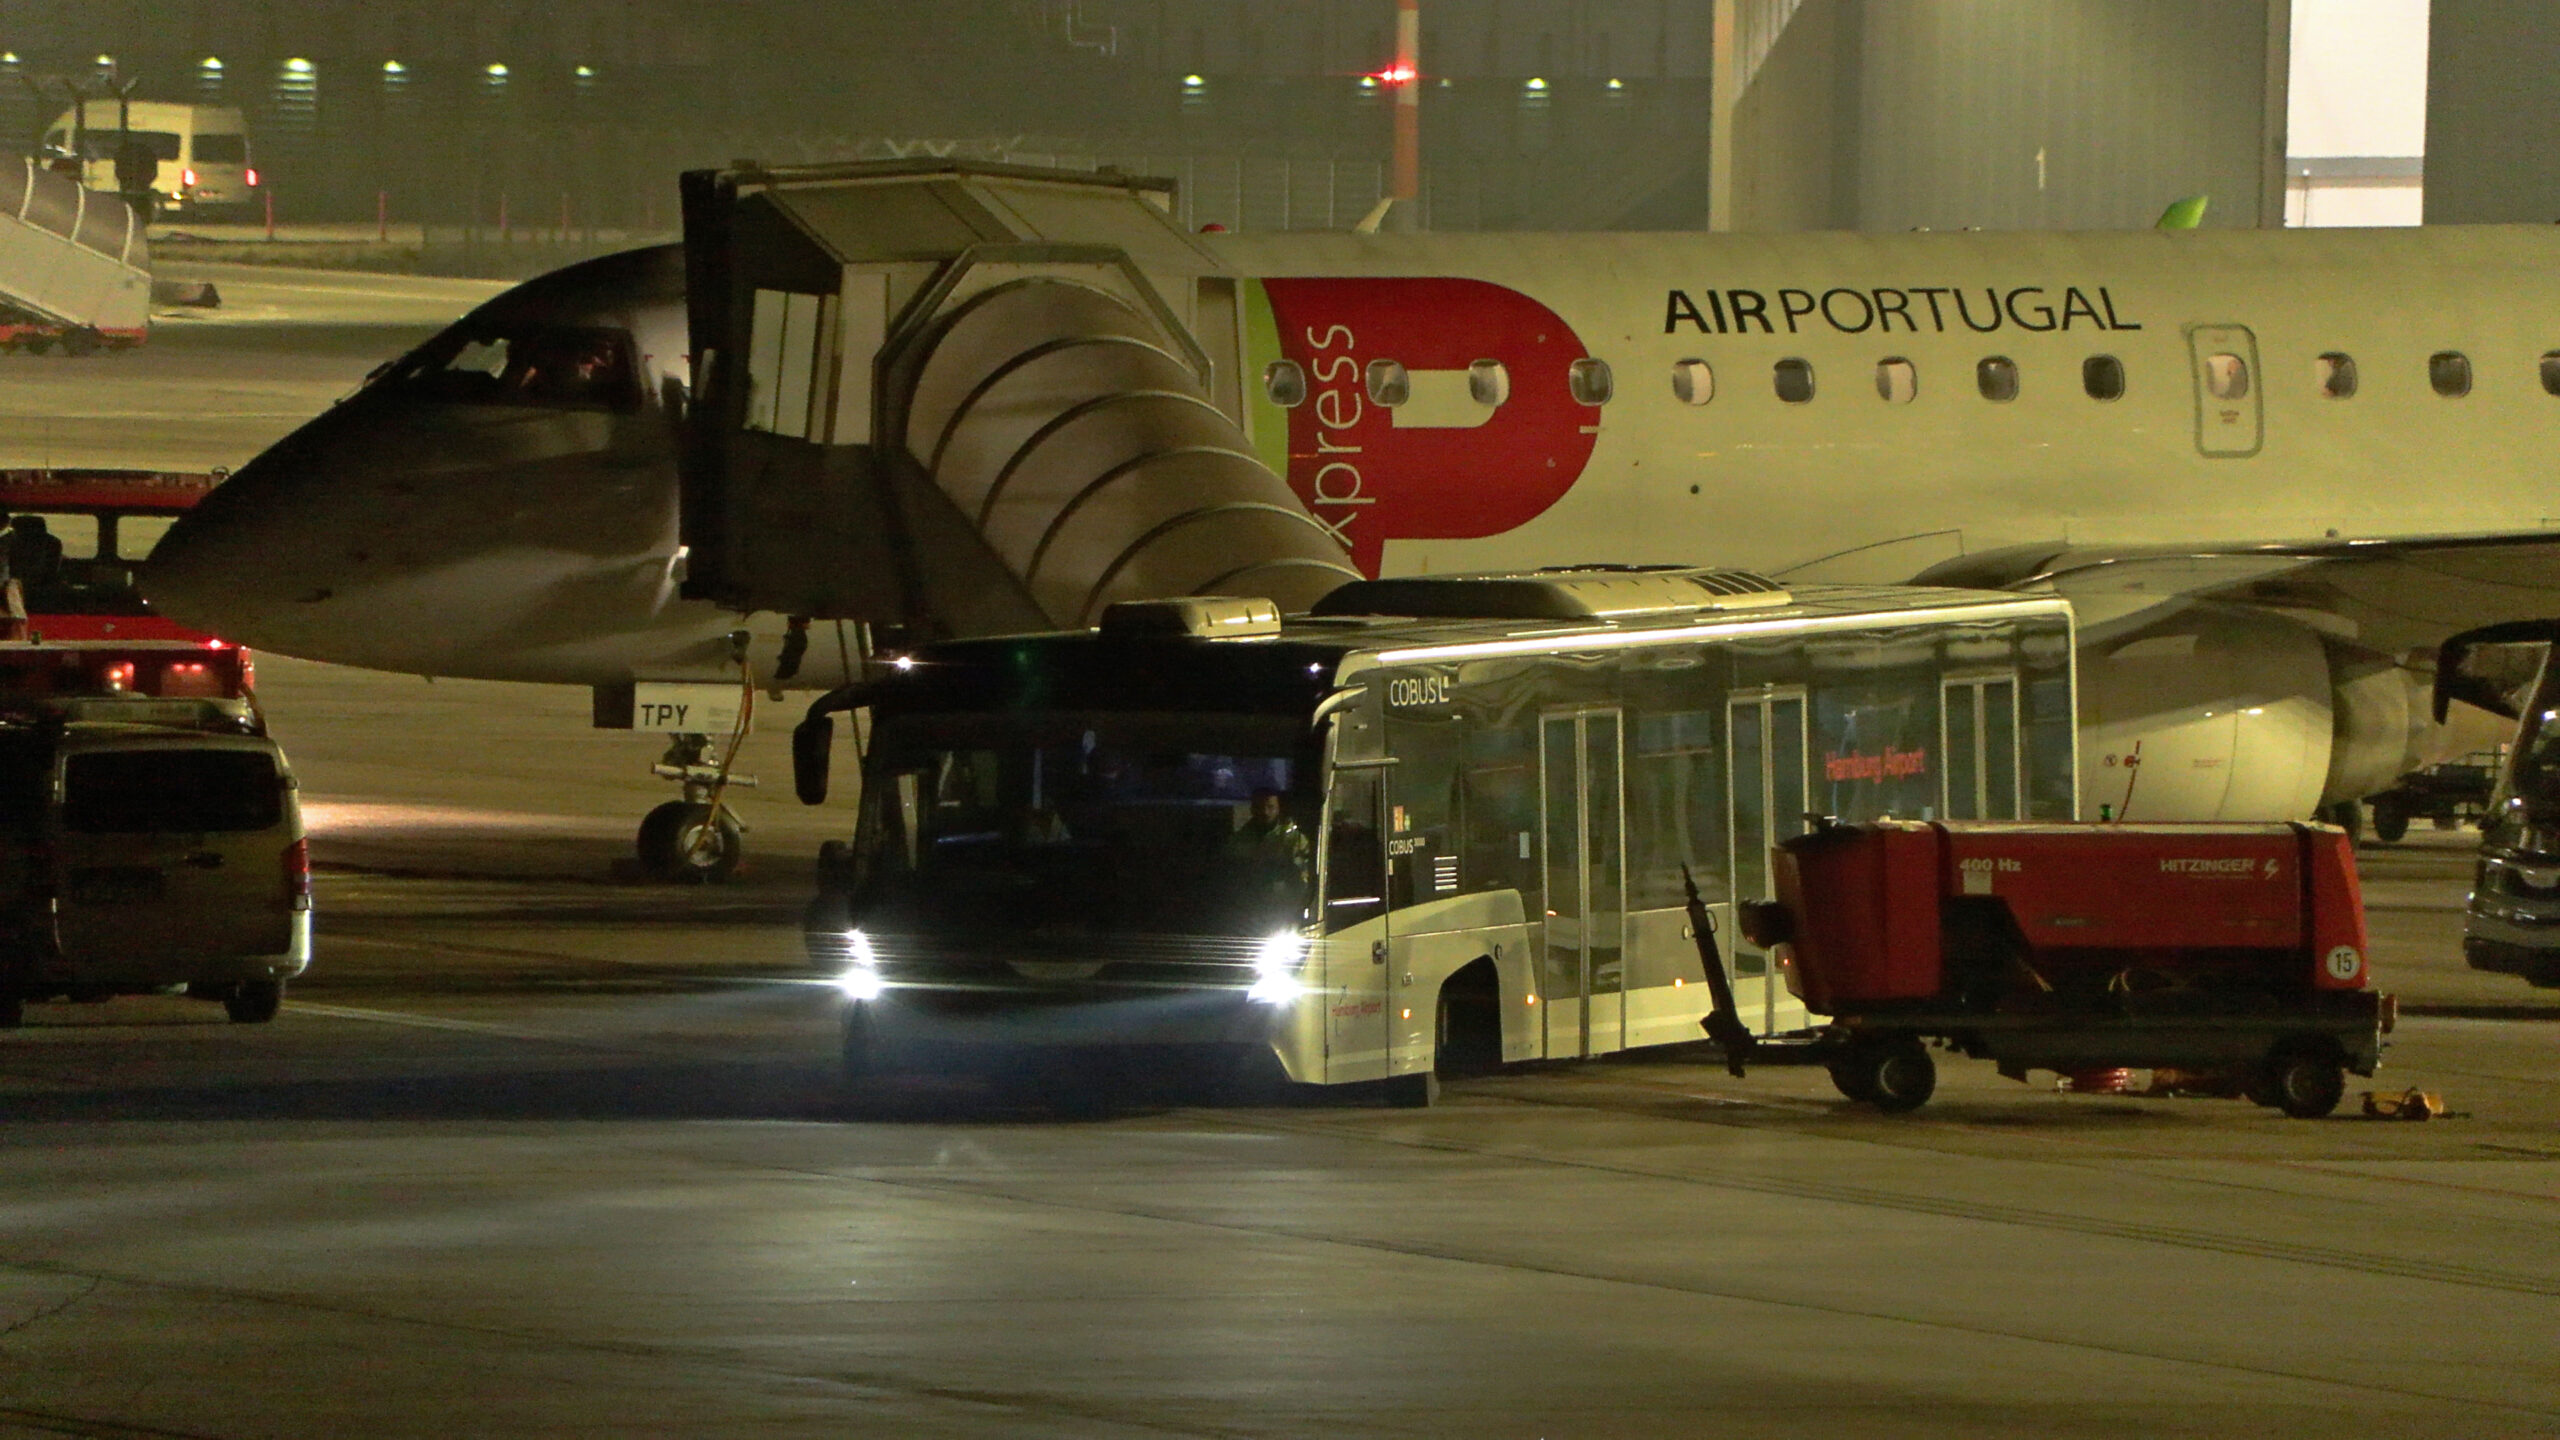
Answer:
[1468, 358, 1511, 407]
[1874, 357, 1917, 404]
[1365, 359, 1409, 407]
[2317, 352, 2358, 399]
[1568, 358, 1614, 406]
[2540, 351, 2560, 397]
[2081, 355, 2126, 402]
[1773, 358, 1815, 404]
[2430, 351, 2472, 398]
[1671, 358, 1715, 406]
[1262, 360, 1306, 408]
[1976, 356, 2019, 402]
[2203, 352, 2250, 402]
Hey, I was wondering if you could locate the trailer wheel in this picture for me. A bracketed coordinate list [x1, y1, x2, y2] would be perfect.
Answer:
[2369, 800, 2410, 844]
[1845, 1036, 1935, 1113]
[2264, 1038, 2347, 1119]
[223, 979, 283, 1024]
[1827, 1060, 1877, 1104]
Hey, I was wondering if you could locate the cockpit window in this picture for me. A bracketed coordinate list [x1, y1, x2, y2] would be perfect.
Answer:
[379, 324, 641, 412]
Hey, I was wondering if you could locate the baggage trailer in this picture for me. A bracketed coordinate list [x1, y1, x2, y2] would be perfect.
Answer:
[1703, 821, 2393, 1118]
[0, 157, 149, 356]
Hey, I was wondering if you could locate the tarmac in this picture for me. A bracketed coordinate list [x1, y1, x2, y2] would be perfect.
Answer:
[0, 263, 2554, 1440]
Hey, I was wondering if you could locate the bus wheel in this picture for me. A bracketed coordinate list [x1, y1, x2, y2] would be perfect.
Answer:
[1433, 961, 1502, 1075]
[637, 801, 741, 883]
[224, 979, 284, 1024]
[1382, 1070, 1439, 1108]
[1844, 1035, 1935, 1113]
[2264, 1038, 2347, 1119]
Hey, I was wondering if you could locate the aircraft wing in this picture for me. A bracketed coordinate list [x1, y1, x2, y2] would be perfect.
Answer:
[1915, 531, 2560, 652]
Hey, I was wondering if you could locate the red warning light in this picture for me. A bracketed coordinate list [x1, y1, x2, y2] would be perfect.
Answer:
[1372, 63, 1417, 86]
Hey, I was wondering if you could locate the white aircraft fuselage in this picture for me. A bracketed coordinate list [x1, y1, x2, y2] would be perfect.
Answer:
[147, 223, 2560, 822]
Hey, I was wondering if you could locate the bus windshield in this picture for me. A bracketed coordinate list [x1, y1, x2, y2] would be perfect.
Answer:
[857, 713, 1321, 938]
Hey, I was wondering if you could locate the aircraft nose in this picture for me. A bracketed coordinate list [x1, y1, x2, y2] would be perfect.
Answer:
[147, 414, 372, 656]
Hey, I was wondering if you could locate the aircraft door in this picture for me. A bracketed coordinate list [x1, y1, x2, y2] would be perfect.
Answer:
[1538, 710, 1626, 1057]
[1727, 691, 1808, 1030]
[2187, 324, 2263, 458]
[1320, 762, 1393, 1080]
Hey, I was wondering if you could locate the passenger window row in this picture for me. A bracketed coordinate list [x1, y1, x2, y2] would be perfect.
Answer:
[1261, 348, 2560, 412]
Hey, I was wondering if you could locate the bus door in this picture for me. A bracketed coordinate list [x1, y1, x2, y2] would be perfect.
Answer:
[1538, 710, 1625, 1057]
[1726, 691, 1807, 1030]
[1942, 674, 2022, 819]
[1319, 761, 1394, 1081]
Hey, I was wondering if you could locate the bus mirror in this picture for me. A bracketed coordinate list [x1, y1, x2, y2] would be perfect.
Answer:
[2434, 620, 2560, 724]
[793, 714, 832, 805]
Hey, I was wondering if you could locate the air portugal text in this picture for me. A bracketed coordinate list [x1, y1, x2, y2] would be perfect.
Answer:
[1664, 285, 2141, 336]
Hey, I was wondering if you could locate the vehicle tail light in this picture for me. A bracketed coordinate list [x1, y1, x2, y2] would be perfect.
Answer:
[283, 838, 311, 911]
[182, 166, 198, 188]
[244, 167, 259, 187]
[102, 659, 134, 692]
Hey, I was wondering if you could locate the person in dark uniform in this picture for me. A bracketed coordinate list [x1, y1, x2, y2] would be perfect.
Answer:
[1229, 788, 1313, 919]
[5, 517, 63, 599]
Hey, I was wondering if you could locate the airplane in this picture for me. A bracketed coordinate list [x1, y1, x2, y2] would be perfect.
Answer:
[145, 160, 2560, 878]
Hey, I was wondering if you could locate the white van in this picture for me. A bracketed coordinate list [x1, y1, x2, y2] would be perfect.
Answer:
[43, 102, 256, 216]
[1, 709, 311, 1027]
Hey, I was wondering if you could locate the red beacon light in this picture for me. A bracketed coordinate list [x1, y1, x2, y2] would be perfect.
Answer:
[244, 167, 260, 187]
[1373, 63, 1418, 86]
[181, 166, 199, 188]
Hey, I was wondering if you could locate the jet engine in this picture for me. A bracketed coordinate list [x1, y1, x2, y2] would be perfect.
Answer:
[2077, 603, 2476, 821]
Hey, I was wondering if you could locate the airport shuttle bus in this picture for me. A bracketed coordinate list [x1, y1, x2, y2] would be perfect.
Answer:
[794, 569, 2077, 1100]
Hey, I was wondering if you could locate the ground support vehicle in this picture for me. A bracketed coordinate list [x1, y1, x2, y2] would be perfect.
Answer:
[43, 101, 256, 218]
[2434, 620, 2560, 987]
[2363, 751, 2500, 841]
[791, 569, 2078, 1106]
[1717, 819, 2391, 1117]
[0, 696, 309, 1028]
[0, 469, 251, 717]
[0, 158, 149, 355]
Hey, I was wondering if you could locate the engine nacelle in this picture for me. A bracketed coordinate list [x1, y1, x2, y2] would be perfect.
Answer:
[2078, 605, 2494, 820]
[2078, 605, 2334, 821]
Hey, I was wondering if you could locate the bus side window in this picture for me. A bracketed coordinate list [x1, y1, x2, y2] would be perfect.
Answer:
[1323, 768, 1387, 931]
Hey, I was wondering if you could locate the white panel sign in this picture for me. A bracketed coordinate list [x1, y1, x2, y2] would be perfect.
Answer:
[631, 682, 743, 734]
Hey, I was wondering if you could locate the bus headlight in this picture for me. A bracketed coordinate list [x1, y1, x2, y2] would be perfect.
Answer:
[836, 927, 883, 1001]
[1248, 930, 1306, 1004]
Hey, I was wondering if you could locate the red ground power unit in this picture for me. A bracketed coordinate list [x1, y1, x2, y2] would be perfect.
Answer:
[1737, 821, 2392, 1118]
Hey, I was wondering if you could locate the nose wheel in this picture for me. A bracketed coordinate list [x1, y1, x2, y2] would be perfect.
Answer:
[636, 730, 753, 883]
[637, 800, 743, 883]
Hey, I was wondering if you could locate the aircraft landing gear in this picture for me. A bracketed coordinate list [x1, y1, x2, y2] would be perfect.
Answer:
[636, 731, 753, 883]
